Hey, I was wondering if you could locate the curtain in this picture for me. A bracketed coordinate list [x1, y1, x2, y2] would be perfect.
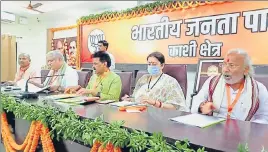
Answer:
[1, 35, 16, 81]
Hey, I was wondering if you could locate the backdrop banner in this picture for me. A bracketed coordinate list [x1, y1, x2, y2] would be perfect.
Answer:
[52, 37, 77, 67]
[81, 2, 268, 64]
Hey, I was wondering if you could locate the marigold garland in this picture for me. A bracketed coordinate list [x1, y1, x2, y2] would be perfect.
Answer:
[1, 112, 55, 152]
[90, 141, 122, 152]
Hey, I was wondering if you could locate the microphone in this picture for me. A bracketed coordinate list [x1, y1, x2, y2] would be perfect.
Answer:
[25, 74, 64, 92]
[21, 74, 65, 99]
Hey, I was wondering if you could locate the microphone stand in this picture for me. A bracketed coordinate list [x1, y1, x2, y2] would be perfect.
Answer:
[21, 74, 64, 99]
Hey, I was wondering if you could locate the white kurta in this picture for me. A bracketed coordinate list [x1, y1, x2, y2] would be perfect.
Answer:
[191, 76, 268, 124]
[107, 52, 115, 71]
[43, 65, 78, 89]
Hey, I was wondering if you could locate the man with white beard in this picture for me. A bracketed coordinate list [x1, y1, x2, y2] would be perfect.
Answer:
[191, 49, 268, 124]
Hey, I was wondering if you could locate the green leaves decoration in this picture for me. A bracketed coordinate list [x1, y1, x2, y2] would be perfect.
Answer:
[0, 94, 266, 152]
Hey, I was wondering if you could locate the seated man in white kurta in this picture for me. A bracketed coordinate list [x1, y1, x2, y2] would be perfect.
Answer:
[191, 49, 268, 124]
[29, 50, 78, 92]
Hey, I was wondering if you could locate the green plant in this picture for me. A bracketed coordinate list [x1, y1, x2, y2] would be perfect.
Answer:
[238, 143, 249, 152]
[238, 143, 267, 152]
[0, 94, 266, 152]
[128, 130, 149, 152]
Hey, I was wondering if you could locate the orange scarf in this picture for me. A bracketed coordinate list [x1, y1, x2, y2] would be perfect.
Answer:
[14, 65, 30, 82]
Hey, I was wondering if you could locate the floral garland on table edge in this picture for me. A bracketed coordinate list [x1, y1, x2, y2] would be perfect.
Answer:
[77, 1, 232, 25]
[0, 94, 265, 152]
[1, 113, 55, 152]
[0, 94, 202, 152]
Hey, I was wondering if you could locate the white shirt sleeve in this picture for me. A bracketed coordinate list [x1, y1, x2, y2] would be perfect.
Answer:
[191, 76, 213, 113]
[108, 53, 115, 71]
[251, 82, 268, 124]
[61, 67, 78, 88]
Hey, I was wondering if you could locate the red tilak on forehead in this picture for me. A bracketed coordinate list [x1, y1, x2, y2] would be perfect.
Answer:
[227, 58, 230, 62]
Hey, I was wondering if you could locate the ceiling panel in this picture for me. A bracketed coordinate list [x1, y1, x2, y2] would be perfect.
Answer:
[1, 1, 138, 18]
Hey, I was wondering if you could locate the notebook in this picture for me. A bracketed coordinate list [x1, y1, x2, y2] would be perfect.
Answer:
[170, 113, 225, 128]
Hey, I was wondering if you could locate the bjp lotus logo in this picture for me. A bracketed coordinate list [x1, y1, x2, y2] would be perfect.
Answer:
[87, 29, 106, 54]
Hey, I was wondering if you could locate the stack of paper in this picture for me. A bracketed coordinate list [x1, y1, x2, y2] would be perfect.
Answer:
[55, 97, 85, 104]
[170, 113, 225, 128]
[96, 100, 115, 104]
[48, 94, 80, 100]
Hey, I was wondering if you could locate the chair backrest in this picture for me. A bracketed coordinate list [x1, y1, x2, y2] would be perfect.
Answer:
[254, 75, 268, 90]
[77, 71, 92, 88]
[135, 64, 187, 98]
[115, 72, 133, 98]
[41, 70, 50, 83]
[81, 68, 93, 72]
[135, 71, 148, 84]
[163, 64, 187, 98]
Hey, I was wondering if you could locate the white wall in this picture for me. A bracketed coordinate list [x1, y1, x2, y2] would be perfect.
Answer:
[1, 14, 78, 71]
[1, 17, 47, 70]
[1, 1, 140, 71]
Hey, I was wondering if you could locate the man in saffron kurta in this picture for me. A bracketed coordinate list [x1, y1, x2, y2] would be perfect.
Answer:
[13, 53, 41, 85]
[191, 49, 268, 124]
[65, 52, 122, 101]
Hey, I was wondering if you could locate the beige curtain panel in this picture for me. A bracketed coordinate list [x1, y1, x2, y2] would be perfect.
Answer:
[1, 35, 16, 82]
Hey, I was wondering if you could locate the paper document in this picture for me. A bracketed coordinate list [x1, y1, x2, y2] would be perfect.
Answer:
[48, 94, 80, 100]
[96, 100, 115, 104]
[170, 113, 225, 128]
[110, 101, 146, 107]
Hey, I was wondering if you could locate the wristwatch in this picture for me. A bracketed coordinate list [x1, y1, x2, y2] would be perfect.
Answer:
[96, 92, 101, 98]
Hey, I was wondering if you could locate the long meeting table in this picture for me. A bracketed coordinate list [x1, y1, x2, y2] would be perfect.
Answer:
[1, 92, 268, 152]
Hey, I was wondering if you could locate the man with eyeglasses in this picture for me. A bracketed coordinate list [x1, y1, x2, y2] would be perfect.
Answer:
[30, 50, 78, 92]
[191, 49, 268, 124]
[98, 40, 115, 71]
